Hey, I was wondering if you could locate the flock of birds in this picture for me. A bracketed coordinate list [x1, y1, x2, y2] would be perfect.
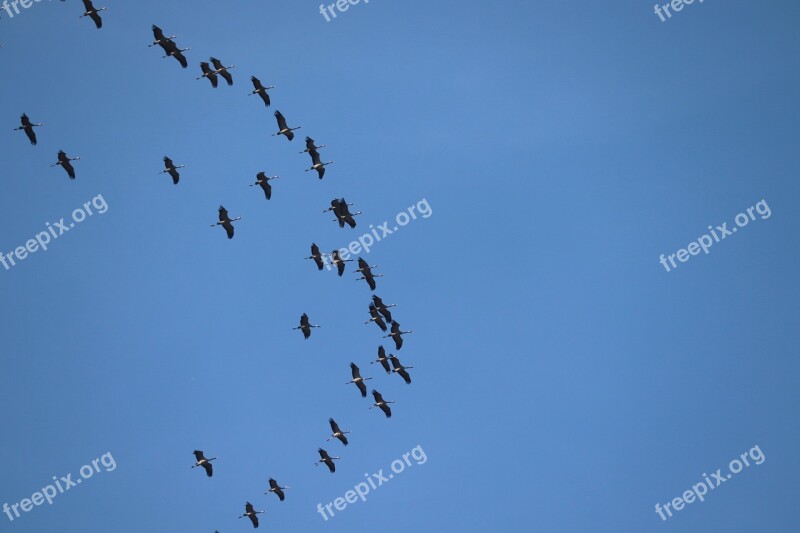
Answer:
[10, 4, 417, 530]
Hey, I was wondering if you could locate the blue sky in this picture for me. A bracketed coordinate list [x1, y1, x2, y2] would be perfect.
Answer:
[1, 0, 798, 531]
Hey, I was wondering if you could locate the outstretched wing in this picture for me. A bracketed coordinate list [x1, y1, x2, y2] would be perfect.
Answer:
[24, 127, 37, 145]
[275, 111, 288, 130]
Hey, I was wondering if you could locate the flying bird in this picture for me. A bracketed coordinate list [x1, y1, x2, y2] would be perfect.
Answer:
[159, 156, 184, 184]
[370, 390, 394, 418]
[211, 206, 241, 239]
[372, 295, 396, 323]
[249, 76, 274, 107]
[365, 303, 387, 332]
[329, 250, 351, 276]
[51, 151, 80, 179]
[266, 478, 288, 501]
[160, 38, 189, 68]
[272, 111, 300, 141]
[390, 355, 413, 384]
[210, 57, 234, 86]
[197, 62, 219, 87]
[356, 258, 382, 291]
[305, 148, 333, 179]
[384, 321, 412, 350]
[80, 0, 106, 29]
[327, 418, 350, 446]
[192, 450, 217, 478]
[346, 362, 372, 397]
[149, 25, 175, 48]
[326, 198, 359, 229]
[239, 502, 264, 528]
[14, 114, 42, 145]
[315, 448, 340, 473]
[293, 313, 319, 339]
[300, 136, 326, 154]
[370, 345, 392, 374]
[250, 171, 278, 201]
[306, 243, 326, 271]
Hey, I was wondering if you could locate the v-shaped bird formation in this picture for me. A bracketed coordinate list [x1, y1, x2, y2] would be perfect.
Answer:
[9, 4, 418, 530]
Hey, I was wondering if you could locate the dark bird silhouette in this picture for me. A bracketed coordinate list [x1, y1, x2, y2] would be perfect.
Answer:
[306, 148, 333, 179]
[210, 57, 234, 85]
[211, 206, 240, 239]
[51, 150, 80, 179]
[197, 62, 219, 87]
[149, 25, 175, 48]
[327, 418, 350, 446]
[370, 345, 392, 374]
[346, 362, 372, 397]
[266, 478, 288, 501]
[151, 26, 189, 67]
[306, 243, 325, 271]
[159, 156, 184, 184]
[272, 111, 300, 141]
[390, 355, 413, 384]
[14, 114, 42, 145]
[160, 38, 189, 68]
[365, 303, 387, 332]
[370, 390, 394, 418]
[300, 136, 326, 154]
[293, 313, 319, 339]
[250, 171, 278, 201]
[325, 198, 360, 229]
[239, 502, 264, 528]
[315, 448, 340, 473]
[192, 450, 217, 477]
[330, 249, 352, 277]
[356, 258, 382, 291]
[383, 321, 412, 350]
[249, 76, 274, 107]
[372, 295, 396, 323]
[80, 0, 106, 29]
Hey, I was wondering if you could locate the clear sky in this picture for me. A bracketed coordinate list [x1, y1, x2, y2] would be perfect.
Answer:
[1, 0, 798, 531]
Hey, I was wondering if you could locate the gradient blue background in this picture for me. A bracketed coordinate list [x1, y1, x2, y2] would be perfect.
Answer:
[1, 0, 798, 531]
